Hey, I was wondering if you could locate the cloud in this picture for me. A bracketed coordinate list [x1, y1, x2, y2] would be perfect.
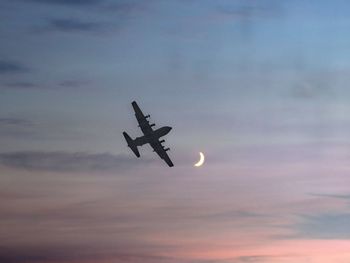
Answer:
[0, 60, 28, 74]
[213, 0, 283, 21]
[289, 73, 332, 99]
[3, 82, 38, 89]
[292, 213, 350, 239]
[0, 151, 151, 172]
[59, 79, 91, 88]
[3, 80, 90, 90]
[309, 193, 350, 200]
[18, 0, 147, 15]
[233, 255, 275, 263]
[22, 0, 103, 6]
[0, 117, 37, 138]
[103, 1, 148, 14]
[0, 246, 219, 263]
[0, 244, 233, 263]
[47, 19, 103, 32]
[0, 246, 93, 263]
[203, 210, 268, 221]
[232, 255, 299, 263]
[0, 118, 31, 126]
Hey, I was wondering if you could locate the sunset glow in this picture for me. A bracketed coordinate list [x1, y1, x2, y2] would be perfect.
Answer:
[1, 0, 350, 262]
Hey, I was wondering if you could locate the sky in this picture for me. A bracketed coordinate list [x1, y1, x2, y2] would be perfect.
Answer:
[1, 0, 350, 262]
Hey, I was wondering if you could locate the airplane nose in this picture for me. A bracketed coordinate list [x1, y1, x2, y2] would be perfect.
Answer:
[167, 126, 172, 131]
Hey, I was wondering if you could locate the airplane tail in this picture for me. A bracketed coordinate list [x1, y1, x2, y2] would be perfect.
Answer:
[123, 132, 140, 157]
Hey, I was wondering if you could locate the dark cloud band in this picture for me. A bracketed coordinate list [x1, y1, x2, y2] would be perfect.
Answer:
[0, 60, 28, 74]
[48, 19, 103, 32]
[23, 0, 103, 6]
[0, 151, 150, 172]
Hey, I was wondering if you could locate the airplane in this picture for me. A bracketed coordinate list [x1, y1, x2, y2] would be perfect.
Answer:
[123, 101, 174, 167]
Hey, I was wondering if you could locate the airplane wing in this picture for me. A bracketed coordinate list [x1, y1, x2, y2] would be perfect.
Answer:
[132, 100, 174, 167]
[150, 140, 174, 167]
[132, 101, 154, 135]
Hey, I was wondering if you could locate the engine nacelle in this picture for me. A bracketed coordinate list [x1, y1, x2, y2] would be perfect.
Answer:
[145, 114, 150, 118]
[164, 148, 170, 152]
[150, 123, 155, 127]
[160, 140, 165, 143]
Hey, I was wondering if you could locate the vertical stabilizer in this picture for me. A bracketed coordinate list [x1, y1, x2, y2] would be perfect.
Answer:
[123, 132, 140, 157]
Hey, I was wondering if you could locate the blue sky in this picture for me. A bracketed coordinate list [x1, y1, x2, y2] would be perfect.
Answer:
[1, 1, 350, 262]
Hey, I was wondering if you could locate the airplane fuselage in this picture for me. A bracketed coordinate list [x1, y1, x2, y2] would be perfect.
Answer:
[134, 126, 172, 146]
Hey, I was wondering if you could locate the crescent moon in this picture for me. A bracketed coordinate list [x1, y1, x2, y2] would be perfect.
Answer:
[194, 152, 205, 167]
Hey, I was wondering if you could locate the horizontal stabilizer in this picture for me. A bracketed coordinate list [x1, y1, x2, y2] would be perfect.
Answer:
[123, 132, 140, 157]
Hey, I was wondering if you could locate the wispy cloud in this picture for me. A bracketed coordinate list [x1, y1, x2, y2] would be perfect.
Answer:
[59, 79, 91, 88]
[310, 193, 350, 200]
[291, 213, 350, 239]
[0, 151, 151, 172]
[215, 1, 279, 20]
[233, 255, 294, 263]
[3, 80, 90, 90]
[289, 72, 333, 99]
[0, 246, 220, 263]
[3, 82, 38, 89]
[203, 210, 268, 222]
[0, 60, 28, 74]
[103, 1, 148, 15]
[47, 18, 103, 33]
[0, 118, 31, 126]
[21, 0, 103, 6]
[0, 117, 37, 139]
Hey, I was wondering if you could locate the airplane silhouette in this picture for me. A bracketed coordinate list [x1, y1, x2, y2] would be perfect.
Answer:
[123, 101, 174, 167]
